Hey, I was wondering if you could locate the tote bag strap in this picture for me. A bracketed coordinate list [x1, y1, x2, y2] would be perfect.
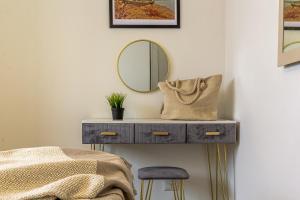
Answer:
[165, 78, 208, 105]
[165, 78, 199, 95]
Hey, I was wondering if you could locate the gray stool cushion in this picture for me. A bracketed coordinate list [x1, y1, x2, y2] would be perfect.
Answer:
[138, 166, 190, 180]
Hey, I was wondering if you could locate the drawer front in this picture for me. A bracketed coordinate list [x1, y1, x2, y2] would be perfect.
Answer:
[82, 123, 134, 144]
[187, 124, 236, 144]
[135, 124, 186, 144]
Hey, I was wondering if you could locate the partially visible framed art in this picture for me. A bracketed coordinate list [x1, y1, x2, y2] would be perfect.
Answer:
[109, 0, 180, 28]
[278, 0, 300, 66]
[284, 0, 300, 30]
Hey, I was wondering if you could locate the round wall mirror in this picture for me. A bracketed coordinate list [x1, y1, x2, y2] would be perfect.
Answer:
[117, 40, 169, 93]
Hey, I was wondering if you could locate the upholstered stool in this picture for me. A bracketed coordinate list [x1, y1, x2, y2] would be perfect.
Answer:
[138, 166, 189, 200]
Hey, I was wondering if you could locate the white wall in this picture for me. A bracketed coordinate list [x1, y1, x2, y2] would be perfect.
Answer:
[0, 0, 225, 199]
[0, 1, 40, 149]
[225, 0, 300, 199]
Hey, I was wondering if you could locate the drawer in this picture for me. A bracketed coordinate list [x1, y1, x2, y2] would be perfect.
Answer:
[135, 124, 186, 144]
[82, 123, 134, 144]
[187, 124, 236, 144]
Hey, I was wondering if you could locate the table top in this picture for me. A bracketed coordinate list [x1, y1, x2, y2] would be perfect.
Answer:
[82, 118, 237, 124]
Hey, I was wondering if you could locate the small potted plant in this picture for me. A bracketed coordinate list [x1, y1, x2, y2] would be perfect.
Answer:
[106, 93, 126, 120]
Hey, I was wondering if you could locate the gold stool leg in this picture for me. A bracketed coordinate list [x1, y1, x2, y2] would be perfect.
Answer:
[145, 180, 153, 200]
[148, 180, 153, 200]
[141, 179, 185, 200]
[180, 180, 185, 200]
[172, 181, 177, 200]
[140, 180, 144, 200]
[183, 181, 186, 200]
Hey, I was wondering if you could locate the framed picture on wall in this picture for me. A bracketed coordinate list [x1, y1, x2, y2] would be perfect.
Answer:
[284, 0, 300, 30]
[109, 0, 180, 28]
[278, 0, 300, 66]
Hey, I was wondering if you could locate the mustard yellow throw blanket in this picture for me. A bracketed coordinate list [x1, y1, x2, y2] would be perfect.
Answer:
[0, 147, 134, 200]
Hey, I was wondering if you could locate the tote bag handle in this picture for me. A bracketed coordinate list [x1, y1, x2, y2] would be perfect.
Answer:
[165, 78, 207, 105]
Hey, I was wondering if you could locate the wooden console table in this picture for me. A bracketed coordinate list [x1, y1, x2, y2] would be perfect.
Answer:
[82, 119, 238, 200]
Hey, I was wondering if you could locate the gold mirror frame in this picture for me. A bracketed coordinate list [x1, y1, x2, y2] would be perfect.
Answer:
[278, 0, 300, 66]
[117, 39, 170, 93]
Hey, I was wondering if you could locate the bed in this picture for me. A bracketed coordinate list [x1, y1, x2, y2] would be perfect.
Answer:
[0, 147, 135, 200]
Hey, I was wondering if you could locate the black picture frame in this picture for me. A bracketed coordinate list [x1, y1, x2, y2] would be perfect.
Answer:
[109, 0, 180, 28]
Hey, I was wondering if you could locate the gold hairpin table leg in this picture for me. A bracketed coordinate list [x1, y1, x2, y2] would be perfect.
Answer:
[90, 144, 105, 151]
[100, 144, 105, 151]
[140, 180, 144, 200]
[171, 180, 185, 200]
[207, 144, 230, 200]
[90, 144, 96, 151]
[172, 181, 179, 200]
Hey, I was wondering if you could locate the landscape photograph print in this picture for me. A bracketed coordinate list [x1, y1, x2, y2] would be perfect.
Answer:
[109, 0, 180, 28]
[284, 0, 300, 29]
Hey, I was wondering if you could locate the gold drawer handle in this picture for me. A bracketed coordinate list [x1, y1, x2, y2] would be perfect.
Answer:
[152, 131, 169, 136]
[206, 131, 222, 136]
[100, 132, 117, 136]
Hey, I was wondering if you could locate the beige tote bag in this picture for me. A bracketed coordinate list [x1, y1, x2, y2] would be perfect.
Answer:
[158, 75, 222, 120]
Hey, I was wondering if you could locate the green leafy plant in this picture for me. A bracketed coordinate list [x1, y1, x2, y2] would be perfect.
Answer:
[106, 93, 126, 109]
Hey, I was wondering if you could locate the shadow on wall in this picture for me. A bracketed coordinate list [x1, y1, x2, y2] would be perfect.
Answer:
[219, 79, 235, 119]
[221, 79, 240, 200]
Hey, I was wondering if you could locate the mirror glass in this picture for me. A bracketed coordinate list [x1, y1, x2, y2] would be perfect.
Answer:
[118, 40, 169, 93]
[283, 0, 300, 52]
